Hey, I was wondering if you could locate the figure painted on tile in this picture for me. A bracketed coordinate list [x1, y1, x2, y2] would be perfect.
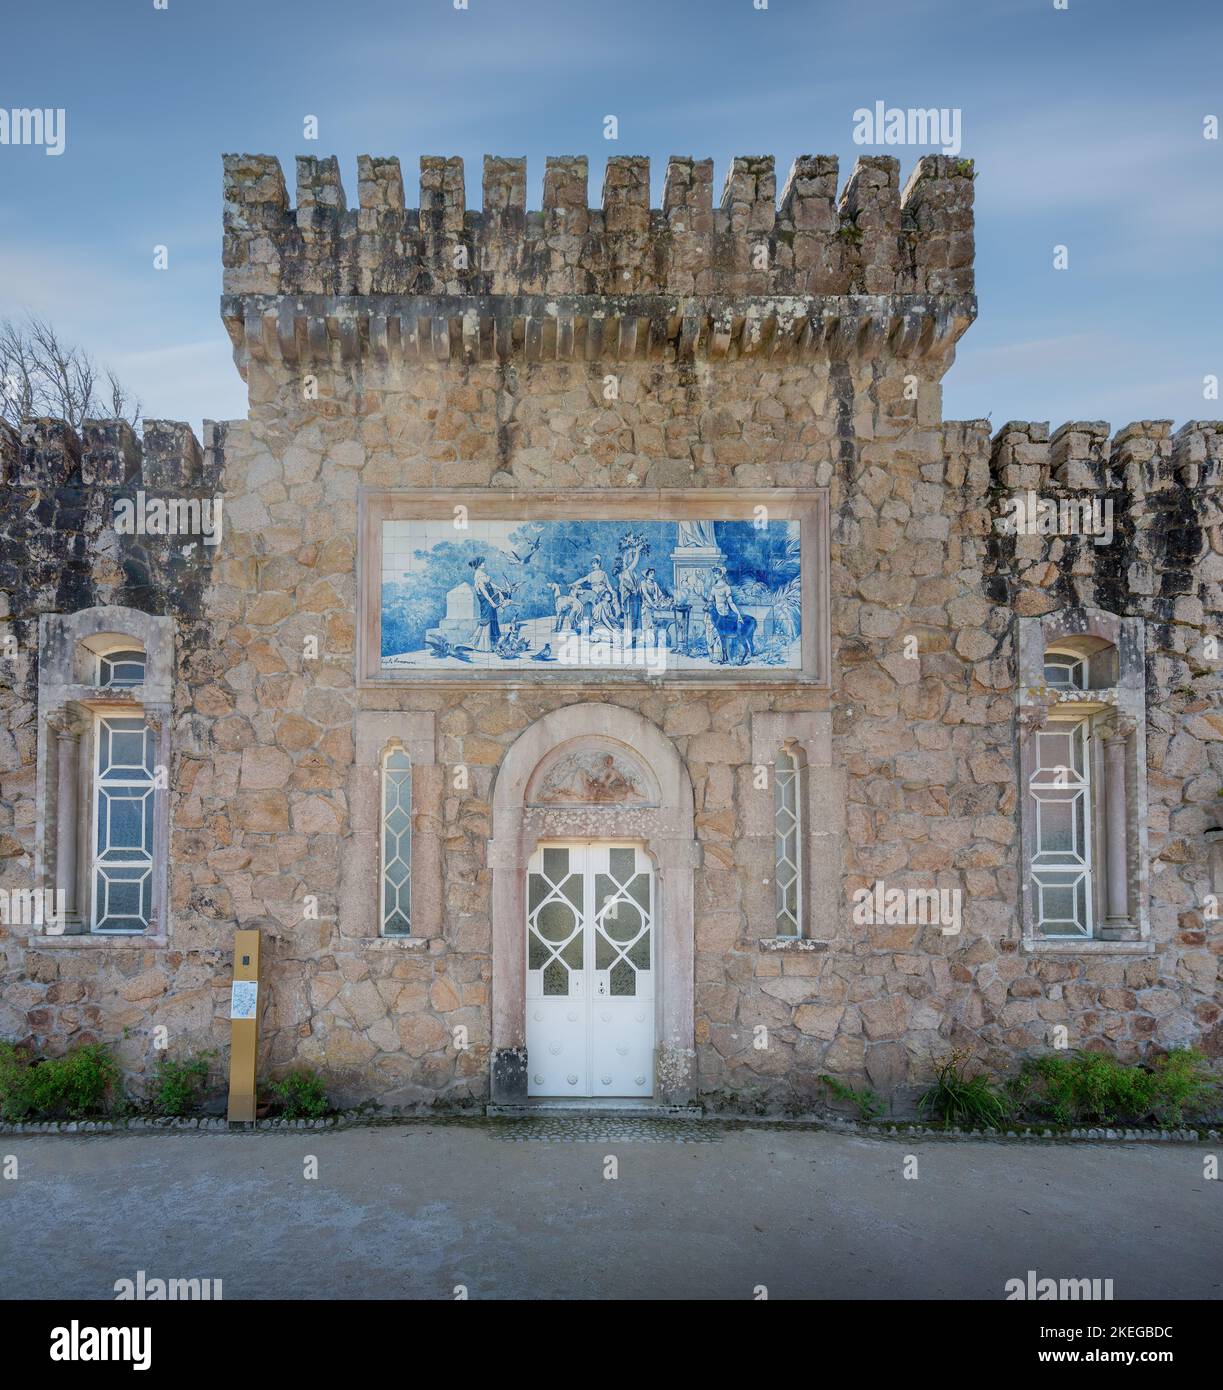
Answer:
[639, 566, 672, 636]
[546, 582, 585, 632]
[469, 556, 512, 652]
[707, 565, 755, 665]
[589, 580, 620, 631]
[677, 520, 717, 549]
[616, 532, 648, 633]
[572, 553, 620, 630]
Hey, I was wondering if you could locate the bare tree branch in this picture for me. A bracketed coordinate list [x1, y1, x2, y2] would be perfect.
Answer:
[0, 314, 141, 433]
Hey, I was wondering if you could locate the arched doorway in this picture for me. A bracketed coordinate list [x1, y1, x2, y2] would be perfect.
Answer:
[489, 704, 697, 1104]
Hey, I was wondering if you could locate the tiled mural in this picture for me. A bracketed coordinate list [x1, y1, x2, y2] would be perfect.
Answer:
[380, 518, 803, 672]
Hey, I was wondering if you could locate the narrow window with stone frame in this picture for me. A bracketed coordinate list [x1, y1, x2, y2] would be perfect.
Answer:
[380, 744, 412, 935]
[774, 743, 805, 937]
[1016, 612, 1149, 949]
[35, 608, 174, 939]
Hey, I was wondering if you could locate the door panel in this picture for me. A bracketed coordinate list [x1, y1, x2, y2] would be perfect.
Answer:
[526, 842, 654, 1097]
[526, 844, 588, 1094]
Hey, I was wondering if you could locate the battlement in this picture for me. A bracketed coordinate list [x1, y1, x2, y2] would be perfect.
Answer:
[987, 420, 1223, 494]
[223, 151, 974, 300]
[0, 417, 224, 489]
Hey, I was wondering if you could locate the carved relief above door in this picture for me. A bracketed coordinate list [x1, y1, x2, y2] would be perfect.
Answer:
[527, 744, 656, 808]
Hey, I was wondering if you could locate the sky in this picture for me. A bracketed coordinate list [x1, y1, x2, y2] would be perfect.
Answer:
[0, 0, 1219, 435]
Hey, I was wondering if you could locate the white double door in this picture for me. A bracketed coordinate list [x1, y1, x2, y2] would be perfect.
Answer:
[526, 842, 655, 1097]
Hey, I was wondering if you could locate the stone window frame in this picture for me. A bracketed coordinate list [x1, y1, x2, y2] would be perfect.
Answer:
[749, 710, 842, 952]
[356, 487, 831, 689]
[1016, 608, 1151, 955]
[33, 606, 175, 947]
[343, 711, 441, 949]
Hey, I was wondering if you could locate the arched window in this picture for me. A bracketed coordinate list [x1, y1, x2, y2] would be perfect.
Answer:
[774, 744, 804, 937]
[381, 745, 412, 935]
[35, 606, 174, 939]
[1017, 610, 1148, 948]
[1042, 650, 1086, 691]
[97, 648, 147, 689]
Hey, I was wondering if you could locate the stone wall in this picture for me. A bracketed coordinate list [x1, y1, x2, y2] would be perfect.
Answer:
[0, 418, 226, 1054]
[1, 147, 1219, 1115]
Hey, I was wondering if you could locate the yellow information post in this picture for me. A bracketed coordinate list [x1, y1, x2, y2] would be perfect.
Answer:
[227, 929, 261, 1124]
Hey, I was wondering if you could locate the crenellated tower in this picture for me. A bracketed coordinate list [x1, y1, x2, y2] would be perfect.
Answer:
[220, 151, 976, 374]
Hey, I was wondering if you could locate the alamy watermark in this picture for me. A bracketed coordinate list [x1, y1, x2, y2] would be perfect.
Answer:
[0, 887, 65, 931]
[852, 880, 961, 936]
[49, 1323, 151, 1371]
[0, 107, 65, 156]
[554, 628, 670, 676]
[852, 101, 962, 156]
[996, 491, 1114, 547]
[1005, 1270, 1114, 1301]
[114, 1270, 222, 1301]
[113, 493, 223, 546]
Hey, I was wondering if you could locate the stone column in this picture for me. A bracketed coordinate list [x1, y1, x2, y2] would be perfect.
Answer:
[49, 711, 84, 927]
[1101, 720, 1134, 926]
[488, 811, 529, 1103]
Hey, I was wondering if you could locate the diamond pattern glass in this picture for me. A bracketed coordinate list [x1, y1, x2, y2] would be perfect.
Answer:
[592, 849, 651, 1000]
[774, 748, 802, 936]
[381, 747, 412, 935]
[528, 848, 584, 998]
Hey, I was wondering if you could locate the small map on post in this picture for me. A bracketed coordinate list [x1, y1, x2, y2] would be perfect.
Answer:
[230, 980, 258, 1020]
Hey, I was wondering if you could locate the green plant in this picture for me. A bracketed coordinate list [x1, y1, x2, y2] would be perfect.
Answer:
[917, 1052, 1008, 1129]
[0, 1041, 121, 1121]
[51, 1044, 122, 1117]
[953, 158, 976, 179]
[151, 1052, 214, 1117]
[0, 1041, 34, 1121]
[819, 1073, 885, 1122]
[1015, 1048, 1220, 1127]
[267, 1069, 328, 1120]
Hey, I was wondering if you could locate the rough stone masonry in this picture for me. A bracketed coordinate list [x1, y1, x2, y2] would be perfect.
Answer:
[0, 148, 1218, 1114]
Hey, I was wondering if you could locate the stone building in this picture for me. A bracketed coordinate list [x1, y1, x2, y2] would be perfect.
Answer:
[0, 147, 1219, 1113]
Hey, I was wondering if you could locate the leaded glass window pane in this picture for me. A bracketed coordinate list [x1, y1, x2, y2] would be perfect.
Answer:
[1029, 719, 1093, 937]
[98, 649, 146, 688]
[1043, 653, 1086, 690]
[92, 715, 155, 932]
[774, 748, 802, 936]
[381, 747, 411, 935]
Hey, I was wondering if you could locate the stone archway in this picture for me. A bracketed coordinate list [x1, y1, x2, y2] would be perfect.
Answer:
[488, 704, 697, 1104]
